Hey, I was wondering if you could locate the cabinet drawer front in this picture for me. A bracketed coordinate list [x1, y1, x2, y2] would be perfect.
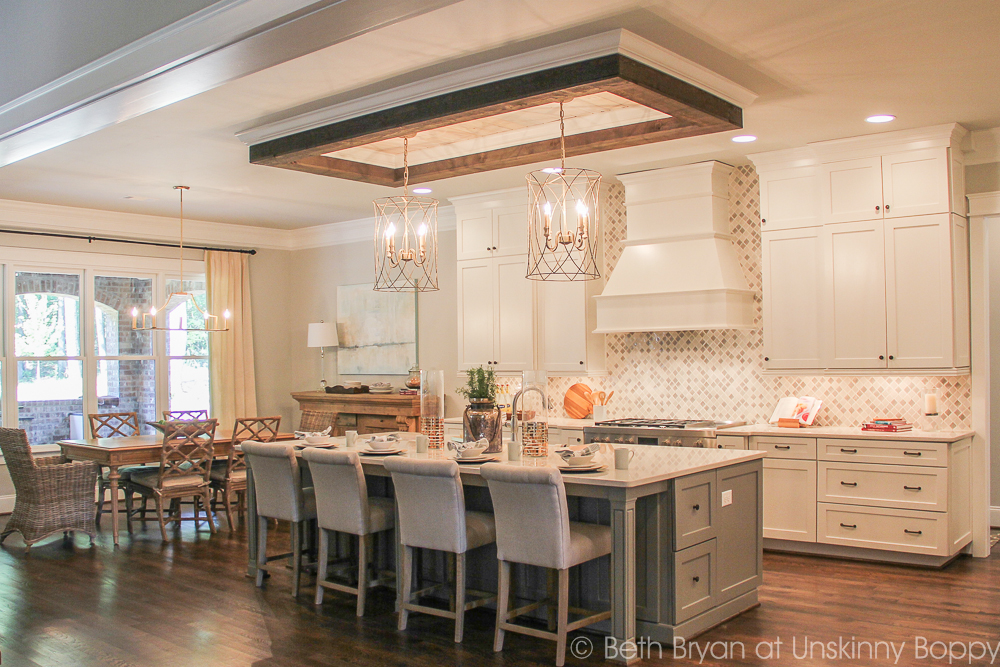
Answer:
[817, 438, 947, 466]
[672, 539, 717, 624]
[817, 503, 948, 555]
[763, 459, 817, 542]
[818, 462, 947, 511]
[750, 436, 816, 459]
[358, 414, 400, 430]
[673, 471, 717, 550]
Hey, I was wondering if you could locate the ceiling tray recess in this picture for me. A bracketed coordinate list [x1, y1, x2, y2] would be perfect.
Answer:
[242, 30, 756, 186]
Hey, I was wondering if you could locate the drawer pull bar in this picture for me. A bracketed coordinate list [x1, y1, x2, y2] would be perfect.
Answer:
[903, 485, 922, 491]
[840, 448, 858, 453]
[774, 445, 791, 450]
[692, 504, 700, 511]
[692, 576, 700, 583]
[903, 451, 922, 457]
[840, 481, 858, 487]
[904, 529, 923, 536]
[840, 523, 857, 529]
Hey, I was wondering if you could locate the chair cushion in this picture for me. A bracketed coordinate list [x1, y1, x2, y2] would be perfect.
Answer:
[129, 470, 206, 490]
[464, 511, 497, 551]
[566, 521, 612, 568]
[101, 465, 146, 482]
[366, 496, 395, 534]
[209, 468, 246, 484]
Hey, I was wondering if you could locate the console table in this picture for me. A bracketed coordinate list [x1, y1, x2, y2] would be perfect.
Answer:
[291, 391, 420, 435]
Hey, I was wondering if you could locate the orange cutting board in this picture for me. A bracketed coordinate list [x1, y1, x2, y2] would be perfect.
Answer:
[564, 383, 594, 419]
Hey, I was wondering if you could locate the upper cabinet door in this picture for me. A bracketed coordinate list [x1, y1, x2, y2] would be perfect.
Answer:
[493, 257, 534, 372]
[758, 166, 820, 231]
[822, 220, 887, 368]
[884, 214, 953, 368]
[761, 228, 823, 369]
[881, 148, 950, 218]
[820, 157, 884, 224]
[493, 204, 528, 257]
[457, 260, 494, 371]
[537, 280, 588, 373]
[457, 213, 495, 260]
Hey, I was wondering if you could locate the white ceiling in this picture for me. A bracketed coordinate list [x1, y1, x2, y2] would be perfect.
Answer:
[1, 0, 999, 230]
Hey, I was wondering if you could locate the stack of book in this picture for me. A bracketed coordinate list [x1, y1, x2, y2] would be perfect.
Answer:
[398, 388, 419, 396]
[861, 418, 913, 432]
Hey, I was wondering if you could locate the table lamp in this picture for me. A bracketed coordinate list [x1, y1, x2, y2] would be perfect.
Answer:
[308, 321, 339, 388]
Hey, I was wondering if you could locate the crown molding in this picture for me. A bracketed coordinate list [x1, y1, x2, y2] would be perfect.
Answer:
[968, 192, 1000, 217]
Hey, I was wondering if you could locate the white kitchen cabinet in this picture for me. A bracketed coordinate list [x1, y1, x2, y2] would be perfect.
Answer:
[822, 220, 887, 369]
[762, 459, 817, 542]
[536, 278, 607, 375]
[456, 256, 533, 373]
[758, 165, 820, 231]
[453, 189, 527, 260]
[820, 156, 884, 224]
[761, 227, 823, 369]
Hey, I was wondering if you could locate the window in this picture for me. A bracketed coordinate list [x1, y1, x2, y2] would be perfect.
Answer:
[0, 251, 214, 444]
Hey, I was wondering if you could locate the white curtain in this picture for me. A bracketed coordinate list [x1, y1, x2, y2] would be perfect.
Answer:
[206, 250, 257, 428]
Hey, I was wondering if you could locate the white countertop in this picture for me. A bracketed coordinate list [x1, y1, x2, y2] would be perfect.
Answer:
[722, 423, 975, 443]
[309, 433, 764, 489]
[443, 416, 594, 429]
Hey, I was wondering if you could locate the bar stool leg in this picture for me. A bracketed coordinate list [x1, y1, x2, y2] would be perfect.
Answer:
[291, 521, 302, 596]
[398, 545, 413, 630]
[546, 568, 557, 631]
[454, 552, 466, 643]
[256, 515, 269, 587]
[494, 560, 510, 652]
[356, 533, 368, 617]
[555, 568, 569, 667]
[315, 527, 329, 605]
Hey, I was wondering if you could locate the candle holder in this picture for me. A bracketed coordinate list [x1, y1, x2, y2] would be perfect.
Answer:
[420, 370, 445, 449]
[922, 389, 940, 432]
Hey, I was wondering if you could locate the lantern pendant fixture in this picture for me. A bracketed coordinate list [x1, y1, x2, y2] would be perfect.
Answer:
[373, 137, 439, 292]
[526, 102, 601, 281]
[131, 186, 231, 332]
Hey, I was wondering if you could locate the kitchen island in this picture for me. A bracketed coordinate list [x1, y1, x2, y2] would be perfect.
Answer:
[245, 438, 765, 661]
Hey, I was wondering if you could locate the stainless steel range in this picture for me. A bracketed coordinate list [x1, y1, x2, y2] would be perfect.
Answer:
[583, 418, 745, 448]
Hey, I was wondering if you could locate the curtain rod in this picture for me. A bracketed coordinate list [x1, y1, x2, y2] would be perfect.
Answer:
[0, 227, 257, 255]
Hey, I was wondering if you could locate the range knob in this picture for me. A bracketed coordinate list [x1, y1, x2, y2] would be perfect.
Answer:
[673, 438, 683, 447]
[694, 439, 706, 448]
[616, 437, 626, 444]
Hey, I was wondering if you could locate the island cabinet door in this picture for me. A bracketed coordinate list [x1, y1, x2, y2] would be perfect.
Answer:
[670, 539, 718, 625]
[716, 461, 764, 603]
[671, 470, 718, 551]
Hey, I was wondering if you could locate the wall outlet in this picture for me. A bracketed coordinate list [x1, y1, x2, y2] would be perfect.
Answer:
[721, 489, 733, 507]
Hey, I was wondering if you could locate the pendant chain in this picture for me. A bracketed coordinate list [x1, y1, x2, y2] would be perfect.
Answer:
[559, 102, 566, 171]
[403, 137, 409, 194]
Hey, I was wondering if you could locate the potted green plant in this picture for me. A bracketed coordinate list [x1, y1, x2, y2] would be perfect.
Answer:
[457, 366, 501, 453]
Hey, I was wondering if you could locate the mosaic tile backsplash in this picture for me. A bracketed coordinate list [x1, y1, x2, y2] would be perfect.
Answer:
[542, 167, 971, 429]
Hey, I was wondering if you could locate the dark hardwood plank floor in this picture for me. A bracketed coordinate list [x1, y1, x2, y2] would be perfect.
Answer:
[0, 514, 996, 666]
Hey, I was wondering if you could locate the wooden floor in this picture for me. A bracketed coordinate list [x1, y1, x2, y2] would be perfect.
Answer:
[0, 515, 997, 667]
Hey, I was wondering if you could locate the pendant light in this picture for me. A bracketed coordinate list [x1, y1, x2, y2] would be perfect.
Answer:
[373, 137, 439, 292]
[526, 102, 601, 281]
[131, 186, 231, 332]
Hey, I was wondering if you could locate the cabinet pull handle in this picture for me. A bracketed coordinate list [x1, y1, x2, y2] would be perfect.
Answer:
[840, 481, 858, 487]
[879, 355, 884, 360]
[885, 204, 890, 212]
[903, 451, 922, 457]
[692, 504, 700, 511]
[904, 529, 922, 535]
[774, 444, 791, 450]
[579, 361, 585, 365]
[840, 523, 857, 529]
[903, 485, 922, 491]
[764, 356, 769, 362]
[761, 218, 767, 224]
[693, 576, 700, 583]
[876, 205, 880, 212]
[889, 355, 894, 360]
[841, 448, 857, 453]
[486, 246, 491, 251]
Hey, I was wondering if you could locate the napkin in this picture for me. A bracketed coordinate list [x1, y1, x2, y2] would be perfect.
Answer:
[294, 426, 332, 438]
[447, 438, 488, 453]
[556, 443, 601, 460]
[368, 434, 399, 444]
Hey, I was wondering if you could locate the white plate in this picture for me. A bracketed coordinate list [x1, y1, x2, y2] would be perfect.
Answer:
[454, 455, 499, 464]
[369, 389, 394, 394]
[558, 463, 607, 473]
[359, 447, 405, 456]
[294, 441, 337, 449]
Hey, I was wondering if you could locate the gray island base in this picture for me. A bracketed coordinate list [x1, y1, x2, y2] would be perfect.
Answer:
[245, 437, 765, 663]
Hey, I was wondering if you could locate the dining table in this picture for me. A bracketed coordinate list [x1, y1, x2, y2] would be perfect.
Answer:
[58, 430, 298, 546]
[244, 432, 765, 663]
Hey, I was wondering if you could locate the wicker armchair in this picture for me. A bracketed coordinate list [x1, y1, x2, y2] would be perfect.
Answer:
[0, 428, 99, 551]
[299, 410, 336, 433]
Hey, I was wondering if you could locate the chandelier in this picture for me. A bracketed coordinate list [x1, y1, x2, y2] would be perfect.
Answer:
[526, 102, 601, 281]
[131, 186, 230, 332]
[373, 137, 439, 292]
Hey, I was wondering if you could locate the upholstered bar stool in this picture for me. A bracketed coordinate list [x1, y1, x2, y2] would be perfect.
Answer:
[242, 441, 317, 596]
[302, 448, 394, 615]
[383, 457, 497, 643]
[480, 463, 612, 667]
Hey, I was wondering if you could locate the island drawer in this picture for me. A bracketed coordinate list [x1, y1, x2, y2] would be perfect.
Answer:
[749, 436, 816, 460]
[817, 503, 948, 555]
[817, 462, 947, 512]
[672, 470, 717, 550]
[818, 439, 948, 467]
[671, 538, 717, 624]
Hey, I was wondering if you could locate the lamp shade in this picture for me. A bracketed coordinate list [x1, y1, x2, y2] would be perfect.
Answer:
[307, 322, 339, 348]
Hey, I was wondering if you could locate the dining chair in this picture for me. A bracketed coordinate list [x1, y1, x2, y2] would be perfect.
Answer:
[88, 412, 147, 527]
[123, 419, 219, 541]
[209, 416, 280, 529]
[242, 441, 316, 596]
[302, 448, 394, 615]
[163, 409, 209, 421]
[383, 457, 496, 643]
[480, 463, 611, 667]
[0, 428, 99, 551]
[298, 410, 337, 433]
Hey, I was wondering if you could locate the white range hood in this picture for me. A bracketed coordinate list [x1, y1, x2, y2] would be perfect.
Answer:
[594, 161, 756, 333]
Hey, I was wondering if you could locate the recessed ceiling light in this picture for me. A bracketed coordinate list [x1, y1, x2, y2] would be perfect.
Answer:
[731, 135, 757, 143]
[866, 114, 896, 123]
[412, 187, 432, 194]
[542, 167, 563, 174]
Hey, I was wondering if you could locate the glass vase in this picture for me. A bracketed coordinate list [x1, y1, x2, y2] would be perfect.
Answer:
[519, 370, 549, 457]
[419, 370, 445, 449]
[463, 398, 502, 453]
